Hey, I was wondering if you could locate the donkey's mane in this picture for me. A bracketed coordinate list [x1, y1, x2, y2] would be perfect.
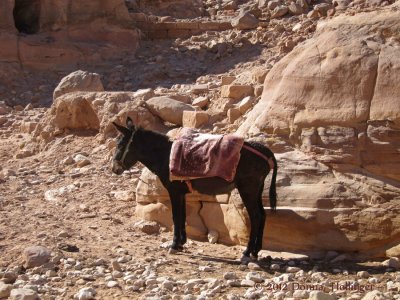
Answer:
[135, 127, 171, 144]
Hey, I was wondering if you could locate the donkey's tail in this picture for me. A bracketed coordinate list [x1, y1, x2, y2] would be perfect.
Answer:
[269, 154, 278, 212]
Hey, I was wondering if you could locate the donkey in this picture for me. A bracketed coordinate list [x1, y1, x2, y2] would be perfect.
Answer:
[112, 117, 278, 260]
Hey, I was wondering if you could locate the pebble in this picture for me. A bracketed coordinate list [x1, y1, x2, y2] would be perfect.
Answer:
[357, 271, 370, 278]
[74, 287, 96, 300]
[246, 272, 264, 283]
[286, 266, 301, 273]
[9, 288, 38, 300]
[240, 279, 255, 287]
[112, 260, 122, 272]
[199, 266, 214, 272]
[207, 230, 219, 244]
[247, 262, 262, 271]
[106, 280, 119, 288]
[382, 257, 400, 270]
[223, 272, 238, 280]
[270, 263, 280, 271]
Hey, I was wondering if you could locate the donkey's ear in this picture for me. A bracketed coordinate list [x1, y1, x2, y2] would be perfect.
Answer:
[112, 122, 130, 136]
[126, 117, 135, 131]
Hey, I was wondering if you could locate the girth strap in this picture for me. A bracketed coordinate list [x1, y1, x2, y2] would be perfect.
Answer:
[242, 144, 275, 170]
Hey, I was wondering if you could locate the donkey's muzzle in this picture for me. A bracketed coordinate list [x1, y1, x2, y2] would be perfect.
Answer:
[112, 160, 124, 175]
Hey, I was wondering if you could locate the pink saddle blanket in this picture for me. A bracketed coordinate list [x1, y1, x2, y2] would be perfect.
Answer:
[169, 128, 244, 182]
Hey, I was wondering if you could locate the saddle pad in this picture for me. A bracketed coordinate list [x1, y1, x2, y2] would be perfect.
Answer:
[169, 128, 244, 182]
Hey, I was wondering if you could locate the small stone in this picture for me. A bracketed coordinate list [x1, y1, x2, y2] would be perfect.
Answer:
[357, 271, 370, 278]
[286, 266, 301, 273]
[246, 272, 264, 283]
[162, 280, 174, 290]
[57, 230, 71, 238]
[207, 230, 219, 244]
[382, 257, 400, 270]
[134, 220, 160, 234]
[107, 281, 119, 288]
[192, 96, 209, 108]
[199, 266, 214, 272]
[270, 264, 280, 271]
[9, 288, 38, 300]
[112, 260, 122, 272]
[110, 190, 134, 202]
[309, 291, 335, 300]
[224, 272, 238, 280]
[244, 287, 264, 299]
[248, 262, 262, 271]
[23, 246, 51, 268]
[74, 287, 96, 300]
[241, 279, 255, 287]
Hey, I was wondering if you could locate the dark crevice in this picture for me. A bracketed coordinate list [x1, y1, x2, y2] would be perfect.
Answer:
[13, 0, 41, 34]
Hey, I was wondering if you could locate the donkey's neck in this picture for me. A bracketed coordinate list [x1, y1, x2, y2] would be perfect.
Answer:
[135, 129, 171, 176]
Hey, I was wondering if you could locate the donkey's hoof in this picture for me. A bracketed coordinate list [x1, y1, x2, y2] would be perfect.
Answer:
[250, 254, 258, 261]
[168, 247, 178, 254]
[240, 255, 252, 264]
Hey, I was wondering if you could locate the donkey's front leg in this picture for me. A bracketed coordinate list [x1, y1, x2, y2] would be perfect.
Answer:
[180, 197, 187, 246]
[168, 191, 185, 253]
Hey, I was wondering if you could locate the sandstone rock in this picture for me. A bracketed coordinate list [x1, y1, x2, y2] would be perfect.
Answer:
[288, 2, 304, 15]
[268, 0, 281, 10]
[227, 107, 242, 123]
[271, 6, 289, 18]
[0, 116, 7, 127]
[182, 111, 209, 128]
[231, 12, 259, 30]
[221, 85, 254, 100]
[221, 76, 236, 85]
[110, 190, 134, 201]
[0, 282, 12, 299]
[192, 96, 209, 108]
[0, 102, 11, 115]
[23, 246, 51, 268]
[52, 93, 100, 130]
[133, 88, 155, 100]
[53, 70, 104, 100]
[134, 220, 160, 235]
[314, 3, 333, 16]
[146, 96, 195, 125]
[237, 96, 255, 114]
[382, 257, 400, 270]
[191, 84, 209, 95]
[9, 288, 38, 300]
[20, 121, 37, 134]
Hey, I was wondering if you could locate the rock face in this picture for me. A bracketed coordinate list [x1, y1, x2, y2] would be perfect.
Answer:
[235, 5, 400, 257]
[135, 4, 400, 258]
[0, 0, 140, 70]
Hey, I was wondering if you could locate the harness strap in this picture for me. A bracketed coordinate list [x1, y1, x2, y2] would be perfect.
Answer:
[242, 144, 275, 170]
[120, 132, 134, 166]
[185, 180, 194, 193]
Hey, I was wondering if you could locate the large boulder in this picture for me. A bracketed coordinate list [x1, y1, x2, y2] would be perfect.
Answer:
[238, 4, 400, 181]
[53, 70, 104, 99]
[146, 96, 195, 126]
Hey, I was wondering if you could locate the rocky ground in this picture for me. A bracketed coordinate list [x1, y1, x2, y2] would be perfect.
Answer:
[1, 0, 400, 299]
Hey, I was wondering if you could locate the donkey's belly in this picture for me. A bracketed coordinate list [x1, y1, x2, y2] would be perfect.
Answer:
[191, 177, 235, 195]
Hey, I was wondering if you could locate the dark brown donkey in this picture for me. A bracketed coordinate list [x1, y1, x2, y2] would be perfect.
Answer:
[112, 117, 277, 260]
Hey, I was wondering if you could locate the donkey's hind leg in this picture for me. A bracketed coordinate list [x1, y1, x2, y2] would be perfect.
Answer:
[169, 191, 185, 253]
[237, 181, 264, 260]
[252, 182, 266, 259]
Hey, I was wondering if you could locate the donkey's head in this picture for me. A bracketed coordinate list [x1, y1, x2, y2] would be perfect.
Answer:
[112, 117, 139, 175]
